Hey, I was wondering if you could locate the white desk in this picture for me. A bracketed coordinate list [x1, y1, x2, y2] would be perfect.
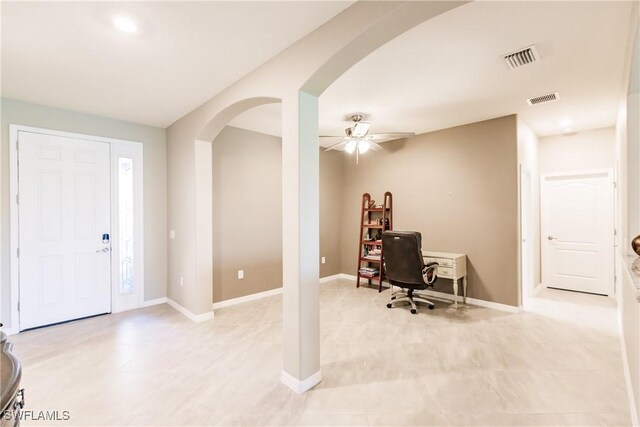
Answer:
[422, 251, 468, 309]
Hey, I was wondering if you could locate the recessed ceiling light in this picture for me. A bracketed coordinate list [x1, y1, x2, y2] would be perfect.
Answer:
[558, 119, 573, 128]
[113, 16, 137, 33]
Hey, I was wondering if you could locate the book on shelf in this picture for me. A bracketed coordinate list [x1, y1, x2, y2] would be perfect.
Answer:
[359, 267, 379, 277]
[359, 273, 379, 278]
[360, 273, 379, 278]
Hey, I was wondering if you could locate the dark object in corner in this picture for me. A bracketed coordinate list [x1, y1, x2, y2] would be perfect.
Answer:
[633, 235, 640, 256]
[1, 330, 24, 426]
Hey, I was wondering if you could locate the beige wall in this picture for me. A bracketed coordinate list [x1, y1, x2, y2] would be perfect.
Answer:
[320, 150, 343, 278]
[539, 127, 616, 175]
[339, 115, 519, 306]
[0, 98, 168, 328]
[212, 126, 343, 303]
[212, 126, 282, 302]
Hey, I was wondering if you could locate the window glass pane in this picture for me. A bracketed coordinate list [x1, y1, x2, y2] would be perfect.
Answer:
[118, 157, 134, 294]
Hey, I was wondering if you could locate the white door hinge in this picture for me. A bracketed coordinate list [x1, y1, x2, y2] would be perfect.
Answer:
[16, 194, 19, 204]
[16, 248, 20, 258]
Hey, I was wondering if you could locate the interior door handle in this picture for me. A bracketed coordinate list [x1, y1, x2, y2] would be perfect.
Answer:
[547, 236, 557, 241]
[96, 247, 111, 253]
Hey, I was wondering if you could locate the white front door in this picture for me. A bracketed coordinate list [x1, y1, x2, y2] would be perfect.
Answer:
[18, 131, 111, 330]
[541, 170, 614, 296]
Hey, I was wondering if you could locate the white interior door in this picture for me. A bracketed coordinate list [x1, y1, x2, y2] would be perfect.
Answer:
[541, 170, 614, 296]
[18, 131, 111, 330]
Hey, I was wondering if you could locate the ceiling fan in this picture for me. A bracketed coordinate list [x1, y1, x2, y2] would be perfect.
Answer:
[320, 114, 414, 163]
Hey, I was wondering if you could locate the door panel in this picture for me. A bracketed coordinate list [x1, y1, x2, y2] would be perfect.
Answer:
[541, 171, 614, 295]
[18, 131, 111, 330]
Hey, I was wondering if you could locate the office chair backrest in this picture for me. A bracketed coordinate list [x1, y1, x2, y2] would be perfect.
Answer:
[382, 231, 426, 287]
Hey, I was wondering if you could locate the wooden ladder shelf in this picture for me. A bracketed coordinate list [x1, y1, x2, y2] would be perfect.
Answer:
[356, 192, 393, 292]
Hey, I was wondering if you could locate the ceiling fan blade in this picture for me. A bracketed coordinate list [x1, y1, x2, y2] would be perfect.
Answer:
[367, 132, 415, 142]
[323, 139, 349, 151]
[369, 142, 384, 152]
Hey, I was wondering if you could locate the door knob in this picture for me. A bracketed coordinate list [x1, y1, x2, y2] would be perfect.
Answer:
[547, 236, 557, 241]
[96, 247, 111, 253]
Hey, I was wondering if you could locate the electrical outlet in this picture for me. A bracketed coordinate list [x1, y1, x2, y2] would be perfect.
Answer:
[321, 257, 326, 264]
[170, 229, 176, 240]
[180, 277, 184, 287]
[238, 270, 244, 279]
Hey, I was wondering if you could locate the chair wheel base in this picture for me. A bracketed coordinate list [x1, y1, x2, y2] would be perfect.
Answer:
[386, 303, 392, 309]
[411, 309, 417, 314]
[428, 304, 435, 310]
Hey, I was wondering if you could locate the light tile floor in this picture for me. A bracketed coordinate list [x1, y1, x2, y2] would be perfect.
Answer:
[10, 280, 631, 426]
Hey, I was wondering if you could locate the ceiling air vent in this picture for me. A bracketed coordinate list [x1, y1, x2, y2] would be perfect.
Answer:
[526, 92, 560, 106]
[504, 45, 539, 69]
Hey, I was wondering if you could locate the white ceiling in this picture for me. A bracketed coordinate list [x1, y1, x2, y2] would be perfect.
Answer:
[1, 1, 352, 127]
[230, 1, 634, 142]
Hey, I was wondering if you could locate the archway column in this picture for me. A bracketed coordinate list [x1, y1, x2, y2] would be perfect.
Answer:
[280, 90, 321, 393]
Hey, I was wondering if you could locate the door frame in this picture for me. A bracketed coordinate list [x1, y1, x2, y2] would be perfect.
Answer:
[9, 124, 144, 332]
[540, 168, 615, 296]
[519, 165, 535, 301]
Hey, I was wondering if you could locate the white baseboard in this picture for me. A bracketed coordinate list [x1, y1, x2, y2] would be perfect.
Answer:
[212, 287, 283, 310]
[319, 274, 343, 283]
[619, 312, 640, 426]
[281, 369, 322, 393]
[419, 289, 521, 313]
[167, 298, 214, 322]
[142, 297, 168, 307]
[2, 327, 17, 336]
[339, 274, 519, 313]
[210, 275, 344, 311]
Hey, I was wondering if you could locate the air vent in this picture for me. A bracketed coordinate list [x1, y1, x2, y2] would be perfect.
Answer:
[527, 92, 560, 106]
[504, 45, 540, 69]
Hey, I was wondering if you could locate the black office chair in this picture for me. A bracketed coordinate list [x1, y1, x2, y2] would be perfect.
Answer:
[382, 231, 438, 314]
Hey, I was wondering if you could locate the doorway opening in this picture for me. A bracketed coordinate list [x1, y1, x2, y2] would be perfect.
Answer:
[211, 103, 283, 307]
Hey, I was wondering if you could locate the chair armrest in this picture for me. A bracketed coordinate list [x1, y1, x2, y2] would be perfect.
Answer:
[422, 262, 438, 285]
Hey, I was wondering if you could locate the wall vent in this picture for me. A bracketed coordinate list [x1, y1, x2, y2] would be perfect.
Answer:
[526, 92, 560, 106]
[504, 45, 540, 69]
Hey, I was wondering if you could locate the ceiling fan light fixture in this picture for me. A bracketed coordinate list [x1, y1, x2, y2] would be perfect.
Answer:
[351, 122, 370, 138]
[358, 140, 370, 154]
[345, 139, 357, 154]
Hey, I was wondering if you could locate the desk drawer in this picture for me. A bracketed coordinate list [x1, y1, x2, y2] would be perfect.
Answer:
[437, 266, 454, 278]
[425, 257, 453, 267]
